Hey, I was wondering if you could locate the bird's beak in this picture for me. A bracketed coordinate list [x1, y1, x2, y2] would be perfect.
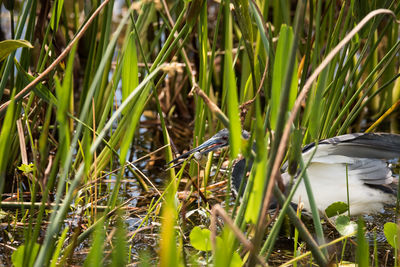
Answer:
[167, 134, 229, 168]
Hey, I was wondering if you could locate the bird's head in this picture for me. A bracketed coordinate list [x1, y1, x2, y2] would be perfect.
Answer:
[168, 128, 250, 168]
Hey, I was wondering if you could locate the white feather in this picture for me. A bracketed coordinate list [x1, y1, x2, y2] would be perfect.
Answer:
[288, 156, 396, 215]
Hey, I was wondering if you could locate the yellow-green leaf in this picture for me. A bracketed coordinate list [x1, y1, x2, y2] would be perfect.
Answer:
[270, 25, 298, 130]
[0, 39, 33, 62]
[189, 226, 212, 251]
[335, 215, 357, 236]
[384, 222, 399, 248]
[17, 163, 36, 174]
[12, 243, 40, 267]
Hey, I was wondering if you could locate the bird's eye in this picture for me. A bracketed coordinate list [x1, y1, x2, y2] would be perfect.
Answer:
[194, 152, 202, 160]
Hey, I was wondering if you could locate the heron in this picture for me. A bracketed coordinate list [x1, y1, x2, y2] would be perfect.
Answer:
[169, 128, 400, 215]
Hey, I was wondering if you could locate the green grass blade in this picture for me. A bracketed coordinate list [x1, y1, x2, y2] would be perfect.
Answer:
[83, 221, 105, 267]
[120, 31, 139, 163]
[270, 24, 298, 130]
[223, 0, 241, 159]
[356, 217, 370, 267]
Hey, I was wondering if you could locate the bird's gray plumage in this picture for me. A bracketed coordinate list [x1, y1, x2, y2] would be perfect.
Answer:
[299, 133, 400, 187]
[303, 133, 400, 159]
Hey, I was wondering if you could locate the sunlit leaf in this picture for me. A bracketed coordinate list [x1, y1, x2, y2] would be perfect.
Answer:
[189, 226, 212, 251]
[121, 32, 139, 103]
[12, 243, 40, 267]
[120, 31, 139, 163]
[335, 215, 357, 236]
[270, 25, 298, 130]
[384, 222, 398, 248]
[230, 251, 243, 267]
[0, 39, 33, 62]
[160, 186, 179, 266]
[17, 163, 36, 174]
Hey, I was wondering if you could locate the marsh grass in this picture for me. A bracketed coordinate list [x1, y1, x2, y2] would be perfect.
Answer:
[0, 0, 400, 266]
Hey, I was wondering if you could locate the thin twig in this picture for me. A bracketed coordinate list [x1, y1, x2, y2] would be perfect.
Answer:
[16, 119, 28, 165]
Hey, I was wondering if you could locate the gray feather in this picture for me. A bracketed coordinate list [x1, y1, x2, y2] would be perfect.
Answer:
[348, 159, 392, 184]
[298, 133, 400, 188]
[303, 133, 400, 159]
